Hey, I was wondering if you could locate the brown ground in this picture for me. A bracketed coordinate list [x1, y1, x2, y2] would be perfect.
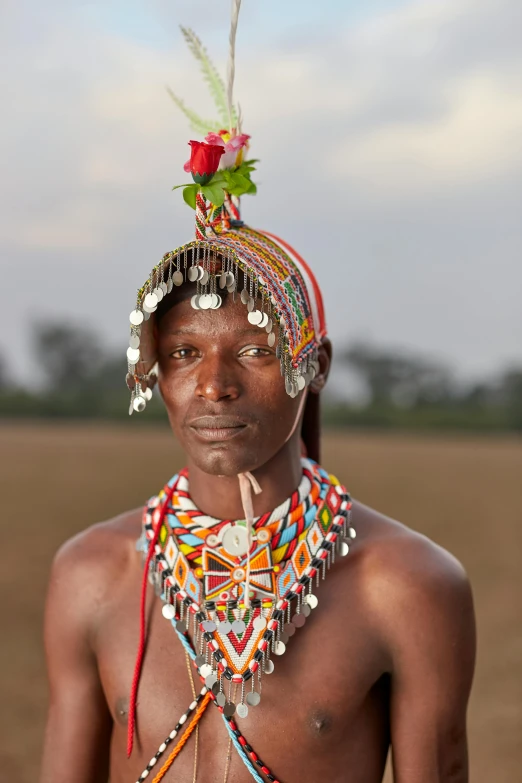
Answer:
[1, 422, 521, 782]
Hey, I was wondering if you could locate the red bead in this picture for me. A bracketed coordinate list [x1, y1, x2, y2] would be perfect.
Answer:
[250, 752, 258, 762]
[261, 766, 270, 775]
[239, 737, 247, 747]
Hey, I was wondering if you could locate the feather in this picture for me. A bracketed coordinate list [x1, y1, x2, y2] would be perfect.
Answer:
[165, 87, 221, 135]
[180, 26, 237, 129]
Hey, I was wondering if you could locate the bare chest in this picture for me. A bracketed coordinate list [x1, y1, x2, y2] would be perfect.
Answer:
[96, 552, 390, 783]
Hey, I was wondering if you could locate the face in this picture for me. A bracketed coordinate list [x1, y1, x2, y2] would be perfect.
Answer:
[156, 287, 328, 477]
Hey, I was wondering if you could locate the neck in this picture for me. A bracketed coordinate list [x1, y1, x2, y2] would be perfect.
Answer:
[186, 432, 304, 520]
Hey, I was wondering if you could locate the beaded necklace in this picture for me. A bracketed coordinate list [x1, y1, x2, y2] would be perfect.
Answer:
[131, 459, 355, 783]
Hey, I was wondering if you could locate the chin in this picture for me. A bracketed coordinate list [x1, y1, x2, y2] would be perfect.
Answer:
[188, 443, 268, 478]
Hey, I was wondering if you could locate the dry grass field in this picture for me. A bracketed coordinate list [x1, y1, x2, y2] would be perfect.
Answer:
[1, 422, 521, 782]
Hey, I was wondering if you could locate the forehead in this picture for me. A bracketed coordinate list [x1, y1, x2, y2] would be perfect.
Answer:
[156, 284, 270, 337]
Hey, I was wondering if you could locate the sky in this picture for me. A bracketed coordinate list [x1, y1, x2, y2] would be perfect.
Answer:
[1, 0, 521, 390]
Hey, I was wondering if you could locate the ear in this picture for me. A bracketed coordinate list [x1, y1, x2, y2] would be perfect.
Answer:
[309, 337, 332, 394]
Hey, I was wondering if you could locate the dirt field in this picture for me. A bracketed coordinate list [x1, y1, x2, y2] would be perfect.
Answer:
[1, 422, 521, 782]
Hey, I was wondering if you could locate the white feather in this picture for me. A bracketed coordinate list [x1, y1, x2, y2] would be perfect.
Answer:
[227, 0, 242, 133]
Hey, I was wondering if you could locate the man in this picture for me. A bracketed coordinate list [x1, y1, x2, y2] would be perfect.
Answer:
[40, 272, 475, 783]
[40, 18, 475, 783]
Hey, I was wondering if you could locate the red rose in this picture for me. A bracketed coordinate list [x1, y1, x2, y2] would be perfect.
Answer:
[188, 140, 225, 185]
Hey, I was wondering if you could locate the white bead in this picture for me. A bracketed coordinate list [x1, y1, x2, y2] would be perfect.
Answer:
[149, 757, 157, 767]
[159, 743, 166, 752]
[179, 714, 187, 724]
[162, 604, 175, 620]
[189, 700, 197, 710]
[349, 527, 357, 539]
[169, 730, 178, 739]
[140, 771, 149, 780]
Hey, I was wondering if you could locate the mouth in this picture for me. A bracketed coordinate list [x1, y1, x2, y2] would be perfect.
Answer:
[189, 416, 248, 442]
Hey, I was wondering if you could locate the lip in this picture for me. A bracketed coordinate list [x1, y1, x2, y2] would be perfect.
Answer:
[189, 416, 248, 442]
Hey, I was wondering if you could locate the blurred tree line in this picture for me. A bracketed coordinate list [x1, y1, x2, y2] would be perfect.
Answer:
[1, 321, 521, 431]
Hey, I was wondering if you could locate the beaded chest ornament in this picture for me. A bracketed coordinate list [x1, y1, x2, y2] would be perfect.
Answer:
[132, 460, 355, 783]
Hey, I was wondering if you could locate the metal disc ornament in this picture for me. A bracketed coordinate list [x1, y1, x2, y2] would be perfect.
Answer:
[267, 332, 276, 347]
[200, 269, 209, 286]
[144, 292, 158, 310]
[205, 673, 218, 689]
[340, 541, 350, 556]
[247, 310, 262, 325]
[305, 594, 319, 609]
[247, 298, 255, 312]
[246, 691, 261, 706]
[161, 604, 175, 620]
[190, 294, 200, 309]
[223, 702, 236, 718]
[199, 294, 212, 310]
[240, 289, 249, 304]
[266, 319, 273, 333]
[211, 294, 222, 309]
[166, 279, 174, 293]
[129, 310, 144, 326]
[173, 270, 183, 286]
[199, 663, 212, 678]
[216, 692, 226, 707]
[127, 347, 140, 364]
[195, 655, 206, 667]
[222, 524, 249, 556]
[274, 641, 286, 656]
[236, 703, 249, 719]
[160, 281, 168, 295]
[176, 619, 187, 634]
[253, 616, 266, 631]
[218, 621, 232, 635]
[129, 334, 140, 349]
[232, 619, 246, 635]
[154, 287, 164, 303]
[264, 659, 275, 674]
[302, 603, 311, 617]
[219, 273, 228, 289]
[285, 622, 296, 637]
[187, 266, 198, 282]
[292, 613, 306, 628]
[258, 313, 269, 329]
[225, 272, 235, 287]
[202, 620, 217, 633]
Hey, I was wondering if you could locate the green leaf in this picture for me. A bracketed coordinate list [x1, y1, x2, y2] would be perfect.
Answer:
[201, 183, 225, 207]
[245, 182, 257, 195]
[172, 182, 193, 190]
[182, 184, 199, 209]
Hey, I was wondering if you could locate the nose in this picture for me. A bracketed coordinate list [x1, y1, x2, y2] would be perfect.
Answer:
[195, 352, 240, 403]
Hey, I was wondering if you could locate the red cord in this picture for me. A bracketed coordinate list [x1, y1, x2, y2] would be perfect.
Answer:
[127, 483, 177, 757]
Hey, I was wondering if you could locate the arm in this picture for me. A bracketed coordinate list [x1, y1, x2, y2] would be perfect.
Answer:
[373, 534, 476, 782]
[40, 533, 112, 783]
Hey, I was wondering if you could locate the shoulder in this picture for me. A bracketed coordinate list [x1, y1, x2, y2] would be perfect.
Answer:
[350, 500, 476, 670]
[46, 508, 143, 639]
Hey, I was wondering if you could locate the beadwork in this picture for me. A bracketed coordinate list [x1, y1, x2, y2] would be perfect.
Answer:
[134, 461, 355, 783]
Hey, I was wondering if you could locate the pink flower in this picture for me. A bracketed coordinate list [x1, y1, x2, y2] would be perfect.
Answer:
[183, 130, 250, 173]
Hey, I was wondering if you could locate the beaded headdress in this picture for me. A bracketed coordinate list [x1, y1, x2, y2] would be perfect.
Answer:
[125, 12, 327, 416]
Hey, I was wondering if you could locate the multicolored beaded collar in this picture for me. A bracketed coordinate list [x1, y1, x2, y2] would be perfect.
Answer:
[131, 459, 355, 782]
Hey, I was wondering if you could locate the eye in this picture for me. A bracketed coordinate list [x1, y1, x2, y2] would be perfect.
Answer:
[169, 347, 197, 359]
[239, 346, 272, 358]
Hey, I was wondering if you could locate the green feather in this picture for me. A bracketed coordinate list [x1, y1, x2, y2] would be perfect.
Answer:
[180, 26, 238, 129]
[165, 87, 221, 135]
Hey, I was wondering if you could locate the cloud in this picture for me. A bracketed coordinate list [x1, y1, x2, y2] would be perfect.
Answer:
[0, 0, 521, 383]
